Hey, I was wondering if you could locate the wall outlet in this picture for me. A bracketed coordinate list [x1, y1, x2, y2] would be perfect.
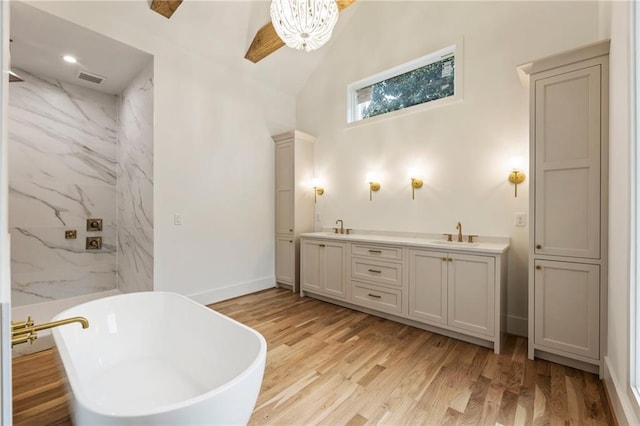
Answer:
[173, 214, 183, 226]
[515, 213, 526, 227]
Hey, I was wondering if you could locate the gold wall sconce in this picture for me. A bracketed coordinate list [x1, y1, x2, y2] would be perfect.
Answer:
[410, 177, 423, 200]
[366, 172, 381, 201]
[508, 156, 526, 198]
[311, 178, 324, 203]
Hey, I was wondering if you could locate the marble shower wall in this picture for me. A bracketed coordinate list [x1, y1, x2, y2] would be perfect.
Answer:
[9, 69, 118, 306]
[117, 61, 154, 293]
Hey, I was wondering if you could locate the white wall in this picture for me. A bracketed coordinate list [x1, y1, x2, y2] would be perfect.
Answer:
[604, 1, 640, 423]
[297, 1, 600, 336]
[26, 1, 296, 304]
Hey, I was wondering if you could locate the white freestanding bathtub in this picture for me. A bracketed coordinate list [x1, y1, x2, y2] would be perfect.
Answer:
[51, 292, 267, 425]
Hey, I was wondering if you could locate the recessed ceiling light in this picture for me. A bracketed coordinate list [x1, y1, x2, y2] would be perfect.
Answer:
[63, 55, 77, 64]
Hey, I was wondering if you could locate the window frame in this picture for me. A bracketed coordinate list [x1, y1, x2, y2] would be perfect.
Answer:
[346, 42, 463, 125]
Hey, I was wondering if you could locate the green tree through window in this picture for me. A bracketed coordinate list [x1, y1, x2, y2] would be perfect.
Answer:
[356, 56, 455, 120]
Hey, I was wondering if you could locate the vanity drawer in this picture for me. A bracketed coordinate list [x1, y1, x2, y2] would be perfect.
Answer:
[351, 244, 403, 261]
[352, 281, 403, 315]
[352, 258, 403, 287]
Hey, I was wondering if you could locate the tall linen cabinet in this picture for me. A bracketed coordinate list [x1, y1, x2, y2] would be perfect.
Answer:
[273, 130, 315, 292]
[521, 41, 609, 375]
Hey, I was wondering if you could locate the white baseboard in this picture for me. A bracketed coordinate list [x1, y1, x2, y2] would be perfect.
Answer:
[507, 314, 528, 337]
[189, 276, 276, 306]
[604, 356, 640, 425]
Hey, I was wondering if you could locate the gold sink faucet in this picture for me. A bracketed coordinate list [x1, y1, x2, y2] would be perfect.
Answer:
[11, 316, 89, 347]
[456, 221, 463, 242]
[336, 219, 344, 234]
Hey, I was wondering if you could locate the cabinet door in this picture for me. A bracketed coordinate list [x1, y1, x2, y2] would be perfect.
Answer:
[275, 236, 294, 285]
[300, 240, 322, 293]
[447, 254, 495, 336]
[408, 249, 447, 324]
[534, 260, 599, 359]
[324, 242, 347, 299]
[275, 142, 294, 235]
[534, 65, 601, 259]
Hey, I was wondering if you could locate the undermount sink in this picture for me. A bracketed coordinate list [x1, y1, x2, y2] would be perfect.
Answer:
[429, 240, 480, 247]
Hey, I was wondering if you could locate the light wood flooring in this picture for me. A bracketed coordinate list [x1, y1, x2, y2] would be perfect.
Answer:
[13, 288, 614, 425]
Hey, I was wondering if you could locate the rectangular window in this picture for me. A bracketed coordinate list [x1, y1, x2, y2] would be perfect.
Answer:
[347, 45, 458, 123]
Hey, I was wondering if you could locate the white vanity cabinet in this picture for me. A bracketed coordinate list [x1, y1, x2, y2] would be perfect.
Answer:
[521, 40, 609, 374]
[300, 234, 508, 353]
[408, 250, 496, 337]
[447, 253, 495, 337]
[300, 239, 348, 300]
[273, 130, 315, 292]
[408, 249, 448, 324]
[350, 243, 405, 316]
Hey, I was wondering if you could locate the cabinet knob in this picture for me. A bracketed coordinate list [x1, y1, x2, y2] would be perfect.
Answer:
[289, 229, 293, 232]
[441, 258, 447, 262]
[536, 244, 542, 250]
[448, 258, 453, 262]
[289, 240, 293, 243]
[319, 244, 326, 247]
[536, 265, 542, 270]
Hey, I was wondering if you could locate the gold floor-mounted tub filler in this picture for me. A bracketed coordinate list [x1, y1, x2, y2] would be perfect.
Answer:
[11, 316, 89, 347]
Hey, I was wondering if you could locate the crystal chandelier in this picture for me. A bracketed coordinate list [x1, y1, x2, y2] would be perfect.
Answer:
[270, 0, 339, 52]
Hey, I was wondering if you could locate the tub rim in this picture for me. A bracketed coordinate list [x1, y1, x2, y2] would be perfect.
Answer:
[52, 291, 267, 419]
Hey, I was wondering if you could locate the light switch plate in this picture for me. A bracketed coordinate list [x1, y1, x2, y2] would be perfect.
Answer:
[173, 214, 183, 226]
[515, 213, 526, 227]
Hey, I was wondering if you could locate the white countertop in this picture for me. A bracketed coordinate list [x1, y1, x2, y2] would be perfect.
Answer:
[300, 231, 510, 254]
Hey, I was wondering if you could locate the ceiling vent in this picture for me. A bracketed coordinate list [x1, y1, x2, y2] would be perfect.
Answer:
[77, 71, 106, 85]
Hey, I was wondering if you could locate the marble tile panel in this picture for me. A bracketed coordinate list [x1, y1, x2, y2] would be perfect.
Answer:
[9, 180, 116, 228]
[9, 70, 117, 185]
[117, 178, 153, 229]
[10, 225, 116, 274]
[9, 68, 119, 303]
[12, 263, 116, 306]
[9, 69, 117, 142]
[116, 227, 153, 293]
[117, 62, 153, 294]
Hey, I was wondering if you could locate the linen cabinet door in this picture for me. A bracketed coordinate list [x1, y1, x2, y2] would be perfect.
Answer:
[534, 260, 600, 359]
[533, 65, 602, 259]
[275, 236, 294, 286]
[447, 254, 495, 337]
[275, 141, 294, 235]
[408, 249, 447, 324]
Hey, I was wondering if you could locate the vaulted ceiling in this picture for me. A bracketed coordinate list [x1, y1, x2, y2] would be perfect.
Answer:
[10, 0, 362, 96]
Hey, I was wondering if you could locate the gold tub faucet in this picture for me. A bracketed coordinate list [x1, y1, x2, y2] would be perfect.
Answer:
[11, 316, 89, 347]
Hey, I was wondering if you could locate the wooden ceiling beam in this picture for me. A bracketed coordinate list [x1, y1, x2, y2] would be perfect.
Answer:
[244, 23, 285, 64]
[150, 0, 183, 19]
[244, 0, 357, 64]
